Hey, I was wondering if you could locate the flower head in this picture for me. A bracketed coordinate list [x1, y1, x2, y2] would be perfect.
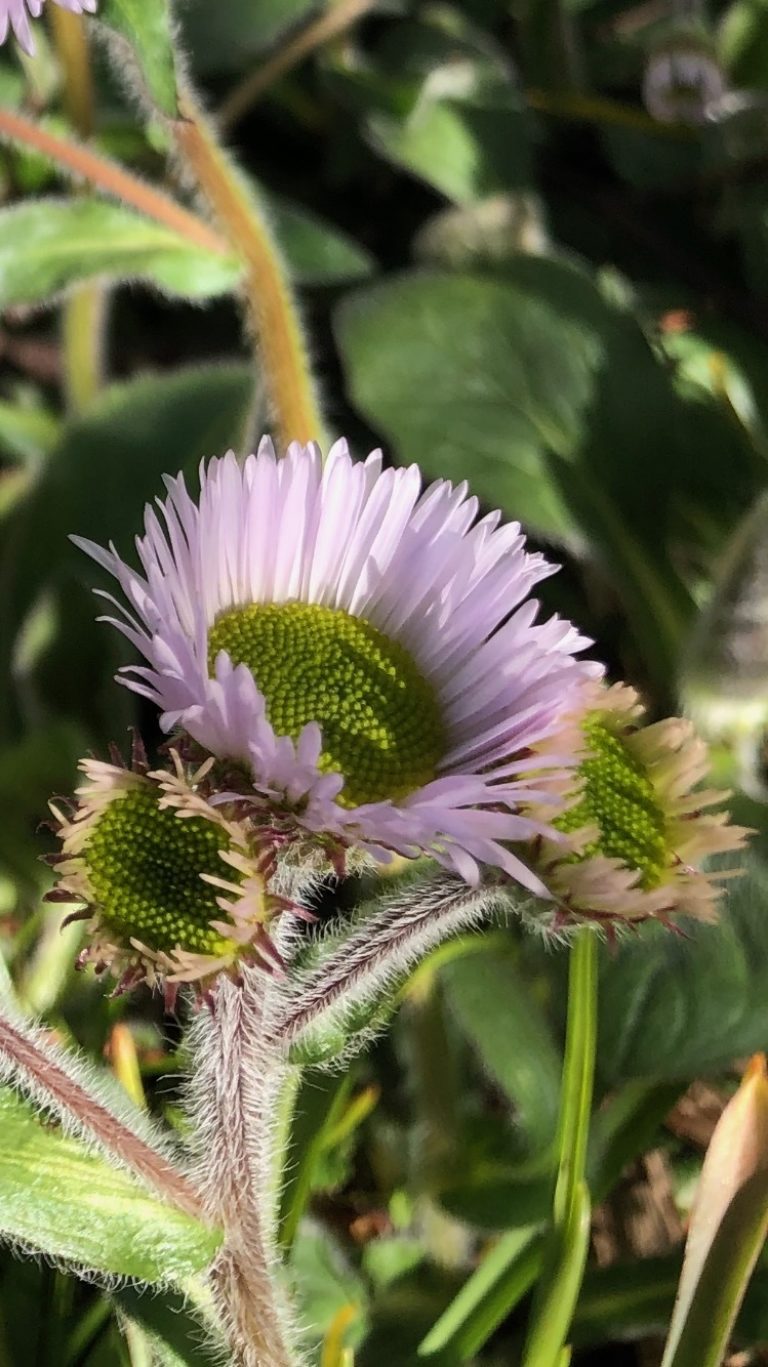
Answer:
[1, 0, 97, 56]
[525, 683, 750, 927]
[74, 439, 600, 889]
[47, 751, 289, 997]
[642, 27, 725, 125]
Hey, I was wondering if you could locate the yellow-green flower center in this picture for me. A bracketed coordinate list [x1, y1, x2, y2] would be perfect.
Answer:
[208, 601, 445, 807]
[85, 787, 232, 957]
[557, 716, 668, 888]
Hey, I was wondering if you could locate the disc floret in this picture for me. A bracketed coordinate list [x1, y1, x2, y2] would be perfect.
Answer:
[48, 752, 285, 994]
[526, 683, 750, 927]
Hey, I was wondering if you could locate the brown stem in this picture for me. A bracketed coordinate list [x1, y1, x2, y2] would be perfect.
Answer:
[0, 109, 229, 256]
[0, 1015, 205, 1221]
[218, 0, 379, 130]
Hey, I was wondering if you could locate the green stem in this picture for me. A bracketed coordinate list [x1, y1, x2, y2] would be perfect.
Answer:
[522, 929, 598, 1367]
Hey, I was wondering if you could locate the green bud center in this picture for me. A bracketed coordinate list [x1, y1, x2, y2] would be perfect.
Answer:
[208, 601, 445, 807]
[85, 787, 232, 956]
[557, 716, 668, 887]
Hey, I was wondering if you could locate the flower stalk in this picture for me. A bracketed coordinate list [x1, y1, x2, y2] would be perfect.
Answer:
[187, 972, 303, 1367]
[172, 92, 324, 448]
[522, 927, 598, 1366]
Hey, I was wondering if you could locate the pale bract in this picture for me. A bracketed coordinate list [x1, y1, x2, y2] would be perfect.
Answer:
[0, 0, 97, 54]
[75, 439, 600, 889]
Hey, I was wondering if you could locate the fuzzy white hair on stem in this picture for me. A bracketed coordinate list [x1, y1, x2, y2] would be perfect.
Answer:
[184, 937, 308, 1367]
[272, 869, 510, 1065]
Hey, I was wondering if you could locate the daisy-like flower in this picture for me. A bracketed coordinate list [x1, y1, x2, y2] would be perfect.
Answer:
[47, 749, 292, 997]
[74, 439, 600, 890]
[1, 0, 97, 56]
[525, 682, 749, 927]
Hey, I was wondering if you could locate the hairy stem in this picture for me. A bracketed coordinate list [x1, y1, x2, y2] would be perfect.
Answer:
[0, 1014, 205, 1219]
[274, 872, 499, 1052]
[219, 0, 379, 130]
[188, 972, 302, 1367]
[0, 109, 229, 255]
[172, 90, 323, 449]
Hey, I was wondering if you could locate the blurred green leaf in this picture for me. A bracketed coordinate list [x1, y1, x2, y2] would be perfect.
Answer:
[96, 0, 180, 117]
[180, 0, 316, 75]
[267, 193, 376, 285]
[0, 199, 240, 307]
[114, 1284, 222, 1366]
[418, 1226, 542, 1361]
[279, 1070, 355, 1252]
[0, 1089, 221, 1283]
[0, 722, 85, 882]
[336, 260, 758, 688]
[0, 400, 59, 465]
[440, 945, 562, 1165]
[596, 857, 768, 1085]
[367, 74, 531, 204]
[290, 1222, 368, 1356]
[0, 364, 256, 734]
[720, 0, 768, 89]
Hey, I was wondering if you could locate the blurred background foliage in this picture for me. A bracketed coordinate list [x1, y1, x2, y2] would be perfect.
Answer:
[4, 0, 768, 1362]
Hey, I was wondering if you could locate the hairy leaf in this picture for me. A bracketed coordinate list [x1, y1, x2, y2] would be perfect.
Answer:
[96, 0, 180, 118]
[0, 1090, 221, 1283]
[0, 199, 240, 307]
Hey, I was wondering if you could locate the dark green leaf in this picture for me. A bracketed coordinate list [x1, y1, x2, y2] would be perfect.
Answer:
[0, 364, 256, 736]
[597, 857, 768, 1085]
[440, 945, 562, 1163]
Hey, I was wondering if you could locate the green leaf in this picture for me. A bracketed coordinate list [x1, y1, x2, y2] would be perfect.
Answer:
[180, 0, 316, 75]
[278, 1071, 355, 1252]
[418, 1227, 542, 1360]
[336, 267, 589, 543]
[114, 1285, 223, 1366]
[336, 261, 756, 688]
[0, 1089, 221, 1283]
[0, 364, 256, 735]
[0, 723, 85, 882]
[267, 194, 375, 286]
[290, 1222, 368, 1356]
[0, 199, 241, 308]
[661, 1057, 768, 1367]
[596, 857, 768, 1085]
[440, 945, 562, 1164]
[0, 400, 59, 464]
[96, 0, 180, 118]
[366, 75, 531, 205]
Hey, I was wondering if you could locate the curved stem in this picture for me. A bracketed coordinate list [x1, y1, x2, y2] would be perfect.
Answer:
[188, 973, 303, 1367]
[172, 90, 324, 449]
[0, 109, 229, 255]
[219, 0, 379, 130]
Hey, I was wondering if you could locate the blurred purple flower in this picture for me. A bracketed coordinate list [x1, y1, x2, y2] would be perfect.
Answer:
[0, 0, 97, 55]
